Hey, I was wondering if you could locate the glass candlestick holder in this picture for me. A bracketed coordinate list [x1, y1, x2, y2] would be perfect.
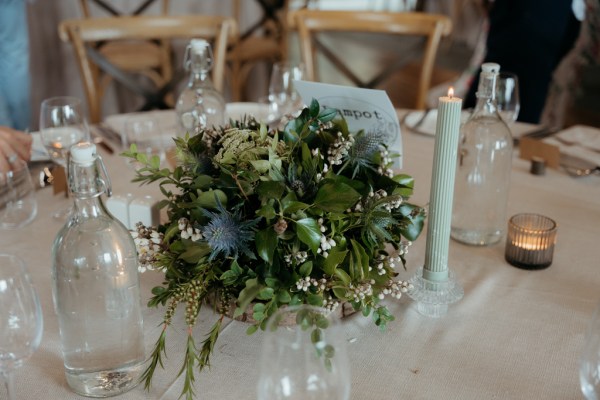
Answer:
[505, 213, 557, 270]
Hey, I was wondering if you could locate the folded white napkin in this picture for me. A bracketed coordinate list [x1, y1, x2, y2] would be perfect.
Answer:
[544, 125, 600, 167]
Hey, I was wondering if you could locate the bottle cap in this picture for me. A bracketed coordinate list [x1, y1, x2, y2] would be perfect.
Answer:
[482, 63, 500, 74]
[71, 142, 97, 165]
[190, 38, 209, 53]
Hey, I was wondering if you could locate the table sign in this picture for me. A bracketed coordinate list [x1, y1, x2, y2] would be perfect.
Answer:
[408, 88, 464, 317]
[294, 80, 403, 168]
[505, 213, 557, 270]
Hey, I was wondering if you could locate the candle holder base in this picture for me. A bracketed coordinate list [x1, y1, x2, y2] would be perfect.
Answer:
[407, 267, 464, 318]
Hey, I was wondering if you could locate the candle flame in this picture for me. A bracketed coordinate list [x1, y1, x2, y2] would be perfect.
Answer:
[448, 87, 454, 98]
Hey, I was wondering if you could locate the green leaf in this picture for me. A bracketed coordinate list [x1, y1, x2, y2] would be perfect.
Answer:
[322, 249, 348, 275]
[257, 203, 276, 220]
[350, 239, 370, 280]
[314, 182, 361, 213]
[309, 98, 320, 117]
[256, 181, 286, 201]
[335, 269, 352, 284]
[246, 325, 259, 335]
[235, 278, 263, 318]
[256, 228, 278, 265]
[179, 242, 211, 263]
[257, 287, 275, 300]
[197, 189, 227, 209]
[276, 290, 291, 303]
[318, 107, 338, 123]
[299, 261, 313, 276]
[307, 293, 324, 306]
[249, 159, 271, 173]
[399, 204, 425, 241]
[295, 218, 322, 253]
[283, 201, 310, 214]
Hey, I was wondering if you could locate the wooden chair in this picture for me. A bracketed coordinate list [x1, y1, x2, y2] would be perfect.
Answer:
[77, 0, 173, 105]
[227, 0, 291, 101]
[59, 15, 238, 123]
[289, 10, 452, 110]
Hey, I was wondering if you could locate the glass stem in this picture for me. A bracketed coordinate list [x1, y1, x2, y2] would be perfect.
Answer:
[2, 371, 15, 400]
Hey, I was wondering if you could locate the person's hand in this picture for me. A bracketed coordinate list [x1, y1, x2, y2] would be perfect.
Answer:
[0, 126, 32, 173]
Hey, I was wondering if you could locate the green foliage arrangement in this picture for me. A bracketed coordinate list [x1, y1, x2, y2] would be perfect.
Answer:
[125, 100, 425, 399]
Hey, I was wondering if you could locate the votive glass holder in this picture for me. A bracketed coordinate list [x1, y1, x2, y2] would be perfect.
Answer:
[505, 213, 557, 270]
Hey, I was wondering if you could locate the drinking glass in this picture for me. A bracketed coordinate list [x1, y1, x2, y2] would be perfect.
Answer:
[495, 72, 520, 125]
[580, 301, 600, 399]
[122, 117, 169, 169]
[0, 158, 37, 229]
[39, 96, 90, 218]
[267, 62, 304, 125]
[256, 305, 351, 400]
[0, 254, 43, 400]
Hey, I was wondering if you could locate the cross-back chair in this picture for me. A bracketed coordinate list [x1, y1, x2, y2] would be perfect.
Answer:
[77, 0, 173, 101]
[289, 10, 452, 109]
[228, 0, 291, 101]
[59, 15, 238, 123]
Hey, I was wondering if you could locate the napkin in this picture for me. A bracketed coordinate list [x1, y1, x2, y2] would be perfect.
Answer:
[544, 125, 600, 167]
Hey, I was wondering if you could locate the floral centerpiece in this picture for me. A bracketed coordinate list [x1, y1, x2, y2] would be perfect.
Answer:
[125, 100, 425, 399]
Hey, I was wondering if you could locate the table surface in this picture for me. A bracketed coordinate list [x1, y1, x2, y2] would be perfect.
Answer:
[3, 110, 600, 399]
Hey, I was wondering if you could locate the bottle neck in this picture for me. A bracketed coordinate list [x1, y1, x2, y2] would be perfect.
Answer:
[68, 161, 108, 218]
[474, 72, 499, 114]
[187, 69, 212, 88]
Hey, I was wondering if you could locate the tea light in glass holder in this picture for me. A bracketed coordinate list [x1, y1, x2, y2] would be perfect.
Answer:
[505, 213, 557, 270]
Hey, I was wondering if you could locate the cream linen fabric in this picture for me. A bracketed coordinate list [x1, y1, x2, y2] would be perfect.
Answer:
[2, 110, 599, 399]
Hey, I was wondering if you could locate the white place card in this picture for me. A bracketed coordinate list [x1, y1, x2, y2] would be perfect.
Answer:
[294, 81, 402, 168]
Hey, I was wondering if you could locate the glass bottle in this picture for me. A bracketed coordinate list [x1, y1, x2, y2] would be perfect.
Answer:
[451, 63, 513, 246]
[51, 142, 145, 397]
[176, 38, 225, 135]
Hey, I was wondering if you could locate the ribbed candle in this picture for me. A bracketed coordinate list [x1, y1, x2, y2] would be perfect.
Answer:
[423, 91, 462, 282]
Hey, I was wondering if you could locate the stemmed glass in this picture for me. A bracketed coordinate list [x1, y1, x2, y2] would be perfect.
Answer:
[0, 254, 43, 400]
[122, 117, 169, 169]
[256, 305, 351, 400]
[580, 301, 600, 399]
[495, 72, 520, 126]
[39, 96, 90, 218]
[266, 62, 304, 126]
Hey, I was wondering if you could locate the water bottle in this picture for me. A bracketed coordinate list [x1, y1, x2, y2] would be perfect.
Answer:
[176, 38, 225, 135]
[51, 142, 145, 397]
[451, 63, 513, 245]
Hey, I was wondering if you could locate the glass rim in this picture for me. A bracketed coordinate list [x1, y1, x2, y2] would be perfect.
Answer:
[40, 96, 82, 108]
[509, 213, 557, 233]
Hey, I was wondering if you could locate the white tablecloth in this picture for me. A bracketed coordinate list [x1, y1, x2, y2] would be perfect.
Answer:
[3, 110, 600, 399]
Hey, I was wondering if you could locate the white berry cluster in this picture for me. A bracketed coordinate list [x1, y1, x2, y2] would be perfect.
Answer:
[327, 131, 355, 166]
[377, 148, 394, 178]
[322, 295, 340, 312]
[132, 223, 164, 273]
[370, 254, 402, 276]
[316, 218, 336, 258]
[178, 217, 202, 241]
[398, 240, 412, 256]
[378, 279, 412, 300]
[284, 250, 308, 265]
[349, 281, 374, 302]
[295, 276, 328, 292]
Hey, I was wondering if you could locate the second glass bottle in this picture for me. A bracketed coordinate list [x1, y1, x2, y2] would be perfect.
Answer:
[451, 62, 513, 246]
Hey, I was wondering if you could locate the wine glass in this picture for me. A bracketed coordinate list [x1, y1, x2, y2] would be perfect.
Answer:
[0, 254, 43, 400]
[0, 158, 38, 229]
[580, 301, 600, 399]
[122, 116, 170, 169]
[39, 96, 90, 218]
[495, 72, 520, 125]
[256, 305, 351, 400]
[266, 62, 305, 125]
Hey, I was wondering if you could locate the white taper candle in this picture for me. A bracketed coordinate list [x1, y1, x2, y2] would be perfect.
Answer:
[423, 88, 462, 282]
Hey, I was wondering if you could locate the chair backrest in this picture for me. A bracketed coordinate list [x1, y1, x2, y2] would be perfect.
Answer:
[289, 10, 452, 109]
[59, 15, 238, 123]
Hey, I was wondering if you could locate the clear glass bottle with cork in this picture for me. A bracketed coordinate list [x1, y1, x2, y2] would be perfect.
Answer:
[451, 62, 513, 246]
[51, 142, 145, 397]
[176, 39, 225, 135]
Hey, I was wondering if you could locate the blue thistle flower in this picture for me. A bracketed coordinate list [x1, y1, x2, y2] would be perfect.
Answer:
[201, 201, 259, 261]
